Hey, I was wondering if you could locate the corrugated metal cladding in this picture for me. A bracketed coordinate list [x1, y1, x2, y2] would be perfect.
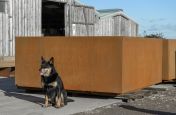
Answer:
[0, 0, 138, 57]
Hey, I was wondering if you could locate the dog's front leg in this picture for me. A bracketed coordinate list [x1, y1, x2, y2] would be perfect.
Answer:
[44, 95, 49, 107]
[60, 93, 64, 107]
[55, 95, 61, 108]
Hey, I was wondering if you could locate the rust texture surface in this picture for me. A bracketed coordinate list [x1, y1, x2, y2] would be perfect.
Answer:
[0, 68, 11, 77]
[162, 39, 176, 80]
[16, 37, 163, 94]
[16, 37, 123, 93]
[122, 38, 163, 93]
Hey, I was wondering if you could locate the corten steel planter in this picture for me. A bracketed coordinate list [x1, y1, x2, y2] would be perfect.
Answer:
[162, 39, 176, 81]
[15, 37, 162, 94]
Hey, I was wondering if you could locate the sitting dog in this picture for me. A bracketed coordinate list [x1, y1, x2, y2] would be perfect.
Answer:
[39, 56, 67, 108]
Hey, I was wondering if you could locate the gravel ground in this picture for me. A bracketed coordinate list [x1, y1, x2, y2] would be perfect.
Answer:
[74, 84, 176, 115]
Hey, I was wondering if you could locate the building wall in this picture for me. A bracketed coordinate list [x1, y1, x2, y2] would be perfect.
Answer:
[95, 15, 138, 36]
[120, 16, 129, 36]
[95, 17, 114, 36]
[129, 20, 138, 36]
[0, 13, 8, 56]
[0, 0, 138, 57]
[0, 0, 42, 57]
[114, 16, 120, 36]
[70, 5, 95, 36]
[0, 0, 9, 56]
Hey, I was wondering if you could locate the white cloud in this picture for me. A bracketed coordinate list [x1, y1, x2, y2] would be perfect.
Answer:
[149, 18, 166, 23]
[139, 23, 176, 38]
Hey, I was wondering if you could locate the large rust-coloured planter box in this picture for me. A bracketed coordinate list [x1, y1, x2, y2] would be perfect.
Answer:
[15, 37, 162, 94]
[162, 39, 176, 80]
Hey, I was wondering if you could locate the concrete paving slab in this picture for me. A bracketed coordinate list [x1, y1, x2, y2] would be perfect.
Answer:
[0, 77, 122, 115]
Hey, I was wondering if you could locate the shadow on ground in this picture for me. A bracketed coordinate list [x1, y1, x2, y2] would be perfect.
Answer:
[120, 105, 176, 115]
[0, 77, 74, 106]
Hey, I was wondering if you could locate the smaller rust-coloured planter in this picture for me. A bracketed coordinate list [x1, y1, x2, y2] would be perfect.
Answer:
[162, 39, 176, 81]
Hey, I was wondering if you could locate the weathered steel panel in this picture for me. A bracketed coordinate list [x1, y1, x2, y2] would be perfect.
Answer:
[162, 39, 176, 80]
[15, 37, 123, 93]
[122, 37, 163, 93]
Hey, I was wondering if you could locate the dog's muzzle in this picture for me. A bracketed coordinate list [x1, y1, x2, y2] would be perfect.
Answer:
[40, 68, 52, 77]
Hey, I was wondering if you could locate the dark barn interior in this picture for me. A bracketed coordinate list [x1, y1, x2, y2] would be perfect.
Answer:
[42, 1, 65, 36]
[0, 1, 5, 13]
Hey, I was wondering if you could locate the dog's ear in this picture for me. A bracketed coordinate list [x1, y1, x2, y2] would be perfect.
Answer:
[49, 57, 54, 65]
[41, 56, 45, 63]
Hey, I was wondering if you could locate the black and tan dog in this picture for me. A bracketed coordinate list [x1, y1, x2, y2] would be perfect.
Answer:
[39, 56, 67, 108]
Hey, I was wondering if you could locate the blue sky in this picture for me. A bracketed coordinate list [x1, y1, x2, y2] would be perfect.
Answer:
[80, 0, 176, 38]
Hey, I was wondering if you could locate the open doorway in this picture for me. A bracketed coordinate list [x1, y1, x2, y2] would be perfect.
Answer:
[42, 1, 65, 36]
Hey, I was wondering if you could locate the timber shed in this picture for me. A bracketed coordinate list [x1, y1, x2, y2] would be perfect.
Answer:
[0, 0, 138, 58]
[95, 9, 138, 36]
[0, 0, 96, 57]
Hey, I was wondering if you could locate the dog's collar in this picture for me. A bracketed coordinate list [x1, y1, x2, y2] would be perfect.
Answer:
[45, 85, 55, 88]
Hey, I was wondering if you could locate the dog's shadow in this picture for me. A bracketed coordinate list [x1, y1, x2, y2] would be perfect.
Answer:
[4, 91, 44, 106]
[0, 77, 74, 107]
[4, 91, 74, 107]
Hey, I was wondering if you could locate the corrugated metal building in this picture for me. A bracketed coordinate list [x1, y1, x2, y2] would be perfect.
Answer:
[0, 0, 138, 57]
[95, 9, 138, 36]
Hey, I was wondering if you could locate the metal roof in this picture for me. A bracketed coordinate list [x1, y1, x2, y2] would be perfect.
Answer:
[97, 9, 123, 17]
[74, 0, 86, 5]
